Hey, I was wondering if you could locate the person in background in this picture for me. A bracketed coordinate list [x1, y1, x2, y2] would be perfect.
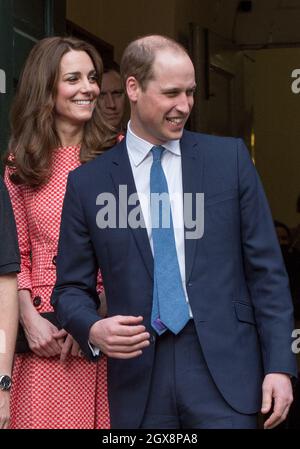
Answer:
[274, 220, 291, 249]
[290, 194, 300, 253]
[99, 62, 126, 133]
[274, 220, 300, 320]
[4, 36, 117, 429]
[0, 177, 19, 429]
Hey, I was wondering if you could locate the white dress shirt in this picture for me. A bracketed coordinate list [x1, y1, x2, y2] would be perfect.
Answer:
[126, 121, 191, 312]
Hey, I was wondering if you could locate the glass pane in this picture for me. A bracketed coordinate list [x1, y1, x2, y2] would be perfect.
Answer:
[13, 0, 45, 38]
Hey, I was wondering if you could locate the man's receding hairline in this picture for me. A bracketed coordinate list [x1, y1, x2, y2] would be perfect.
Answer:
[120, 34, 191, 90]
[136, 35, 188, 55]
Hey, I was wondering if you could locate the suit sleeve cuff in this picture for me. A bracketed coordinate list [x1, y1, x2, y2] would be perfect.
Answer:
[88, 341, 101, 357]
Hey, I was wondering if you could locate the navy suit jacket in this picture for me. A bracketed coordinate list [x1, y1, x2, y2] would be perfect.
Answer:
[51, 131, 297, 428]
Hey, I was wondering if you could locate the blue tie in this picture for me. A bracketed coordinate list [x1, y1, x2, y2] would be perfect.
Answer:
[150, 146, 190, 335]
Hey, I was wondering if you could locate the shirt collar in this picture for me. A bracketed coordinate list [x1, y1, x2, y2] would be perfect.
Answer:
[126, 121, 181, 167]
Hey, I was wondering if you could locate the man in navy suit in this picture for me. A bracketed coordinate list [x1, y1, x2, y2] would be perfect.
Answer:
[51, 35, 297, 429]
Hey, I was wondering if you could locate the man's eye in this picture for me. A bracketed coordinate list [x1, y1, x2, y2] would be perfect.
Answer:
[112, 91, 124, 98]
[187, 89, 196, 96]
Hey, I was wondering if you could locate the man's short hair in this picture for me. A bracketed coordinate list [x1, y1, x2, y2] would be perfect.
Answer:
[103, 60, 121, 75]
[120, 34, 190, 91]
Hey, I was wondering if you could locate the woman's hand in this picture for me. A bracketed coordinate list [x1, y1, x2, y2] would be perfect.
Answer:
[22, 314, 63, 357]
[98, 291, 107, 318]
[56, 332, 82, 363]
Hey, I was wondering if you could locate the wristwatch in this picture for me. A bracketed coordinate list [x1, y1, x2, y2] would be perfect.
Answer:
[0, 375, 12, 391]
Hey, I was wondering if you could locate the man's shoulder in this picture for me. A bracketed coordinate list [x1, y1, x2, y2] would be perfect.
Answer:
[182, 129, 241, 149]
[182, 130, 246, 164]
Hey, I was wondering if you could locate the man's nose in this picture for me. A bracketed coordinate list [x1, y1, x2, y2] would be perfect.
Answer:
[105, 93, 116, 108]
[176, 94, 192, 114]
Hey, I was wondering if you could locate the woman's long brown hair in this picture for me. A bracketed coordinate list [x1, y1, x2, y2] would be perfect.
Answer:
[6, 36, 117, 187]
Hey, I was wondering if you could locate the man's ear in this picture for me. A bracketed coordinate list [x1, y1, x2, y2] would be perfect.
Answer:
[126, 76, 140, 102]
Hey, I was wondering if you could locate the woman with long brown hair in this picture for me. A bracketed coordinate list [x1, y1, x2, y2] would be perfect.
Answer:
[4, 36, 117, 428]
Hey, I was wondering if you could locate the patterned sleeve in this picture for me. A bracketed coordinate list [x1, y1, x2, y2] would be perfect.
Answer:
[96, 270, 104, 296]
[4, 167, 32, 292]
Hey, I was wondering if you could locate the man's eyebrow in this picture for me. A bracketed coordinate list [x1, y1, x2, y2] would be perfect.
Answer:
[161, 85, 196, 93]
[161, 87, 180, 93]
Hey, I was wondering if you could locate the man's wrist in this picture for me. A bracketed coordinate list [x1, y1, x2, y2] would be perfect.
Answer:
[88, 341, 101, 357]
[88, 319, 102, 347]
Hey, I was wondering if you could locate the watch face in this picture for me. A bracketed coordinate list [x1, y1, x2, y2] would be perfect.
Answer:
[0, 375, 12, 391]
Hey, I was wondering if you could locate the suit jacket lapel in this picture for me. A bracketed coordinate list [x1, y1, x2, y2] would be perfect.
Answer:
[181, 131, 204, 283]
[110, 140, 154, 279]
[109, 133, 205, 283]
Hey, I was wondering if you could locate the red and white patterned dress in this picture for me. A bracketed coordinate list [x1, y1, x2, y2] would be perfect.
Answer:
[5, 146, 110, 429]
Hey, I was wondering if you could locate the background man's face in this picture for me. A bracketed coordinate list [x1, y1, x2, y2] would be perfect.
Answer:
[129, 49, 196, 145]
[276, 226, 290, 247]
[100, 70, 125, 129]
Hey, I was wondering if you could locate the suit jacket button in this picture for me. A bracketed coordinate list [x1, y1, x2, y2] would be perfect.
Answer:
[33, 296, 42, 307]
[150, 334, 156, 344]
[52, 256, 57, 265]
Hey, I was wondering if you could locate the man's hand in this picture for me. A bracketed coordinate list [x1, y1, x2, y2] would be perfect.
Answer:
[89, 315, 150, 359]
[261, 373, 293, 429]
